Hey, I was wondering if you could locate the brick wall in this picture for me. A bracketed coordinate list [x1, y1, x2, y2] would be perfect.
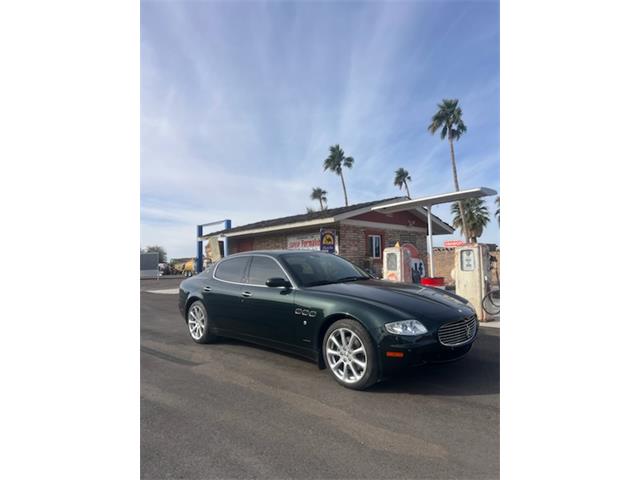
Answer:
[228, 232, 287, 253]
[228, 225, 338, 254]
[252, 233, 287, 251]
[425, 248, 500, 285]
[338, 223, 427, 276]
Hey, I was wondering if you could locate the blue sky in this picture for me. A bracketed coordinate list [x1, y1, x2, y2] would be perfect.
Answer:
[141, 0, 500, 259]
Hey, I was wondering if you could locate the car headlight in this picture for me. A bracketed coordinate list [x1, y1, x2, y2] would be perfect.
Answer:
[384, 320, 428, 336]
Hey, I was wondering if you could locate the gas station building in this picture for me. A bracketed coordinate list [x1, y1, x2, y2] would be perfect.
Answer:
[201, 197, 453, 276]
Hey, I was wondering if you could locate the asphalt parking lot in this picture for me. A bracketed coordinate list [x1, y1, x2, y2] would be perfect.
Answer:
[141, 277, 499, 479]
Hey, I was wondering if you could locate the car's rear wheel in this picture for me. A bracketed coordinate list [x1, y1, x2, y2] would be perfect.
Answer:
[187, 300, 216, 344]
[323, 319, 378, 390]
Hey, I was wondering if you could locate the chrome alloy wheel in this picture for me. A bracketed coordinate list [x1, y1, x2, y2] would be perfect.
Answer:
[188, 303, 206, 340]
[325, 328, 368, 384]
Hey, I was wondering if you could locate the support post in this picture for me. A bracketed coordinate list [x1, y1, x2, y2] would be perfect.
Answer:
[427, 206, 434, 277]
[223, 219, 231, 257]
[196, 224, 203, 273]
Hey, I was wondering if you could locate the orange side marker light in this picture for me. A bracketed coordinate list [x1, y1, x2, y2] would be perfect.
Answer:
[386, 351, 405, 358]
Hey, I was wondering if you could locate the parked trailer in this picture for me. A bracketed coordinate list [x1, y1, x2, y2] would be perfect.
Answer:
[140, 252, 159, 279]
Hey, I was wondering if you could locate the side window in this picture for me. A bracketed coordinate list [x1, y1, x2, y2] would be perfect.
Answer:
[283, 256, 317, 285]
[366, 235, 381, 259]
[215, 257, 250, 283]
[247, 256, 286, 285]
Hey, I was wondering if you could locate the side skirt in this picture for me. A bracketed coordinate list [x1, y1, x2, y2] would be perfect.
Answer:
[214, 328, 318, 363]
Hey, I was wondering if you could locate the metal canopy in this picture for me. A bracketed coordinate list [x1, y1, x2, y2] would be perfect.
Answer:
[371, 187, 497, 214]
[373, 187, 497, 278]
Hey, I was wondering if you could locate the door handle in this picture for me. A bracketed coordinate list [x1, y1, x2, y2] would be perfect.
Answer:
[203, 286, 212, 292]
[241, 291, 253, 298]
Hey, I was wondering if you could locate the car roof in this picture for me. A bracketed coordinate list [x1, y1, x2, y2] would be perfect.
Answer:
[223, 250, 330, 259]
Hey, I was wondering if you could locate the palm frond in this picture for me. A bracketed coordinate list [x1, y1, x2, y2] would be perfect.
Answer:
[310, 187, 326, 200]
[450, 197, 491, 240]
[393, 168, 411, 187]
[323, 144, 354, 206]
[440, 125, 447, 140]
[429, 98, 467, 142]
[324, 144, 348, 173]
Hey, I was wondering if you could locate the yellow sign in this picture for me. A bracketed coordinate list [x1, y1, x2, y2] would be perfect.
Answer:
[320, 228, 336, 253]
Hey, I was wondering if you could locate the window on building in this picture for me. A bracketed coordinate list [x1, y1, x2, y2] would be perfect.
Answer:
[247, 256, 286, 285]
[215, 256, 250, 283]
[366, 235, 382, 259]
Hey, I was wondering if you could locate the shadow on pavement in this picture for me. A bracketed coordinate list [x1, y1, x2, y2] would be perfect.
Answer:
[214, 331, 499, 397]
[370, 332, 500, 396]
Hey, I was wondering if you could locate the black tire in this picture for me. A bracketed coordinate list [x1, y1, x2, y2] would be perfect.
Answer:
[186, 300, 217, 344]
[323, 319, 378, 390]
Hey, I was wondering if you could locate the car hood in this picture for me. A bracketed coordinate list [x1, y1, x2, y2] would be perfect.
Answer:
[308, 279, 475, 321]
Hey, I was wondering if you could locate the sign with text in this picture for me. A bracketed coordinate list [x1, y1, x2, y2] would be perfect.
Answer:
[320, 228, 336, 253]
[460, 249, 476, 271]
[444, 240, 465, 248]
[287, 233, 321, 250]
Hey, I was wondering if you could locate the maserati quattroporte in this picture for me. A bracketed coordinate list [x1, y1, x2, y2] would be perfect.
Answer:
[178, 250, 477, 390]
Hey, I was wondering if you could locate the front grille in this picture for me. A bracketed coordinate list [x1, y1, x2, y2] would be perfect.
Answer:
[438, 315, 477, 347]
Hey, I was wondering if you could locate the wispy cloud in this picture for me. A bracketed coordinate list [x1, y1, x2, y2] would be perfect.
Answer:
[141, 0, 500, 257]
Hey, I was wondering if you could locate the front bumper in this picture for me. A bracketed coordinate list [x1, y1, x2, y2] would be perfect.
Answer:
[377, 329, 476, 375]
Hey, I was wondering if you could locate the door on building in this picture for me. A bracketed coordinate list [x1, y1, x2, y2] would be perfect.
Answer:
[241, 255, 298, 348]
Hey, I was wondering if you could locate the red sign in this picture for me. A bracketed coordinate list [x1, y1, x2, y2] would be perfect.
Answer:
[444, 240, 465, 248]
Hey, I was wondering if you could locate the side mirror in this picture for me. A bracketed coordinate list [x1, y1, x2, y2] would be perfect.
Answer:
[265, 277, 291, 288]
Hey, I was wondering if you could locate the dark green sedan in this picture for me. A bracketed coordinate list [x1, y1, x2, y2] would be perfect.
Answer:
[178, 250, 477, 390]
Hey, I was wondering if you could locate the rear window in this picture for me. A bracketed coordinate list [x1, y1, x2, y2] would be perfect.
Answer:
[215, 257, 250, 283]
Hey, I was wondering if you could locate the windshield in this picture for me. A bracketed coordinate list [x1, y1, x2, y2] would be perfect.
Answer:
[280, 252, 370, 287]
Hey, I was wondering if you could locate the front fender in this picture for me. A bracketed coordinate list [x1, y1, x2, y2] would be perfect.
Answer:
[295, 290, 410, 352]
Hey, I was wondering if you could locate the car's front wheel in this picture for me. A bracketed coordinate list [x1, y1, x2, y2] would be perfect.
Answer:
[187, 300, 217, 344]
[323, 319, 378, 390]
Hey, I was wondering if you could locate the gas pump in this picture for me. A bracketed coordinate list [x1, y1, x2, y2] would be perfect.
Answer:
[382, 243, 426, 284]
[454, 244, 491, 321]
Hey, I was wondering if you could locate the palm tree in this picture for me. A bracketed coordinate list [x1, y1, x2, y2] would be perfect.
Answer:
[393, 168, 412, 198]
[323, 144, 354, 206]
[450, 198, 490, 243]
[428, 98, 469, 240]
[310, 187, 327, 210]
[495, 196, 500, 225]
